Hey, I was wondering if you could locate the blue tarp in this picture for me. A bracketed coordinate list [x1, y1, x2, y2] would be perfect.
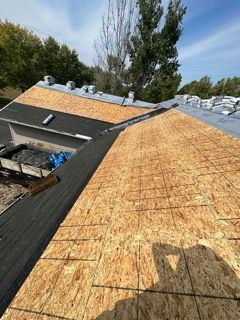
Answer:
[49, 151, 72, 168]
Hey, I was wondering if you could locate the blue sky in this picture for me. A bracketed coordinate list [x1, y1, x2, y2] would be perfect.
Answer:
[1, 0, 240, 85]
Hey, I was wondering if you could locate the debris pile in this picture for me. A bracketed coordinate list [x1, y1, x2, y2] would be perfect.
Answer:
[0, 180, 26, 213]
[11, 148, 53, 170]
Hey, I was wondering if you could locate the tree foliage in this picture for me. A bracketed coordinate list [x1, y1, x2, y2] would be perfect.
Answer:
[179, 76, 240, 98]
[128, 0, 186, 102]
[43, 37, 93, 87]
[178, 76, 212, 99]
[0, 21, 93, 92]
[0, 21, 44, 92]
[212, 77, 240, 97]
[128, 0, 163, 92]
[95, 0, 186, 102]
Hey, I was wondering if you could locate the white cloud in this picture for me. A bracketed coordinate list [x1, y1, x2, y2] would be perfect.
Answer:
[0, 0, 106, 65]
[178, 19, 240, 61]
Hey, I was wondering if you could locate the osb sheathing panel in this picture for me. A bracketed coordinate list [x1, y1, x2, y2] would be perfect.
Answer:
[2, 309, 40, 320]
[139, 293, 200, 320]
[42, 260, 95, 319]
[139, 240, 193, 293]
[196, 297, 240, 320]
[182, 239, 240, 298]
[93, 240, 139, 289]
[83, 287, 138, 320]
[16, 86, 152, 123]
[4, 109, 240, 319]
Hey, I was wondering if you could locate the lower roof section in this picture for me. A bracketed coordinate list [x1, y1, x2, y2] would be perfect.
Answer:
[0, 130, 119, 317]
[0, 120, 11, 147]
[0, 102, 113, 139]
[2, 109, 240, 319]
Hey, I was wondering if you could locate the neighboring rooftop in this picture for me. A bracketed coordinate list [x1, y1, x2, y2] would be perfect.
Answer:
[1, 105, 240, 319]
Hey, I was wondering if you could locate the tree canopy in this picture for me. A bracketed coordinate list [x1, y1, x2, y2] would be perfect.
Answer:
[0, 21, 93, 92]
[179, 76, 240, 98]
[0, 21, 44, 92]
[95, 0, 186, 102]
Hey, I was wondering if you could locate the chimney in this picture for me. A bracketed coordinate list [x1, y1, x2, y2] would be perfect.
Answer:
[44, 75, 55, 86]
[128, 91, 135, 103]
[66, 81, 76, 90]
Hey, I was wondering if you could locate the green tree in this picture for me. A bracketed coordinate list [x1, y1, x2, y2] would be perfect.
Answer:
[194, 76, 212, 99]
[179, 76, 212, 99]
[212, 77, 240, 97]
[42, 37, 61, 79]
[43, 37, 93, 87]
[128, 0, 186, 102]
[0, 45, 7, 89]
[179, 76, 240, 98]
[0, 20, 44, 92]
[178, 80, 198, 95]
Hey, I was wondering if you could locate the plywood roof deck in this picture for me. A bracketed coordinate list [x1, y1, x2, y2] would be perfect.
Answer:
[16, 86, 152, 124]
[3, 110, 240, 319]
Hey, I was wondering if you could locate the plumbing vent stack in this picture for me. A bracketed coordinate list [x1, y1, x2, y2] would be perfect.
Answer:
[42, 114, 55, 125]
[128, 91, 135, 103]
[44, 75, 55, 86]
[66, 81, 76, 90]
[88, 85, 97, 94]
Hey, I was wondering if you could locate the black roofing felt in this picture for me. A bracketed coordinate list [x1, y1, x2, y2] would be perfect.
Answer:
[0, 120, 12, 147]
[0, 130, 119, 317]
[0, 102, 113, 138]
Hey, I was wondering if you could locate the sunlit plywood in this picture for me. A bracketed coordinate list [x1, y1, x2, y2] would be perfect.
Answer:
[93, 240, 139, 289]
[16, 86, 152, 124]
[42, 260, 95, 319]
[83, 287, 138, 320]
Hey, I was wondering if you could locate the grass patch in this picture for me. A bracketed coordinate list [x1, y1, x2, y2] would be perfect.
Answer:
[0, 87, 22, 109]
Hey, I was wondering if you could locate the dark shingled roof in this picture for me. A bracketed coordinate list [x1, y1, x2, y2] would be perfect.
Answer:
[0, 102, 113, 138]
[0, 120, 12, 147]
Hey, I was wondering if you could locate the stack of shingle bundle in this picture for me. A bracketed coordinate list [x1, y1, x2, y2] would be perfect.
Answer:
[211, 96, 239, 115]
[176, 94, 240, 116]
[179, 94, 201, 107]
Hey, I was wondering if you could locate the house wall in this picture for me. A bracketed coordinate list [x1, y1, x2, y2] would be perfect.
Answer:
[10, 123, 86, 152]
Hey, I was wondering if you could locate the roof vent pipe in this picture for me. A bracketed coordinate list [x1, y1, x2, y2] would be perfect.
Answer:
[66, 81, 76, 90]
[88, 85, 97, 94]
[128, 91, 135, 103]
[44, 75, 55, 86]
[42, 114, 55, 125]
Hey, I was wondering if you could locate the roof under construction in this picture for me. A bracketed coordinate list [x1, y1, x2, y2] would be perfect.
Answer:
[0, 82, 240, 319]
[0, 101, 113, 139]
[16, 85, 154, 124]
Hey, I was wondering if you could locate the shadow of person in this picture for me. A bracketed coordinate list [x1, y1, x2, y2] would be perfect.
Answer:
[95, 242, 240, 319]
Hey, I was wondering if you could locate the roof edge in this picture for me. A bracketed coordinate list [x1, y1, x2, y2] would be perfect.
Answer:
[36, 81, 157, 109]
